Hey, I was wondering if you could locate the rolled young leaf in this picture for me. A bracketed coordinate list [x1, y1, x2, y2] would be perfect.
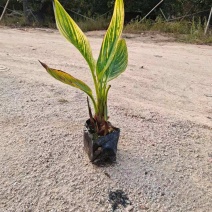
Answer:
[104, 39, 128, 82]
[96, 0, 124, 79]
[53, 0, 95, 71]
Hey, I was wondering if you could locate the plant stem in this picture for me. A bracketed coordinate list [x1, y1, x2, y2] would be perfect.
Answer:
[89, 61, 98, 114]
[104, 85, 111, 120]
[88, 93, 97, 113]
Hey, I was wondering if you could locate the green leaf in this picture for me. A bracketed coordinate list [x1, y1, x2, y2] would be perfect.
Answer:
[39, 61, 92, 96]
[96, 0, 124, 79]
[105, 39, 128, 82]
[53, 0, 95, 71]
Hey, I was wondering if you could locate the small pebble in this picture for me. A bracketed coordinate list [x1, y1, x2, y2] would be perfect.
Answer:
[126, 205, 134, 211]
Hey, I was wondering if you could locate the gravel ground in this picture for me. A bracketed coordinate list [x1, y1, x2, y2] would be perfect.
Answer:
[0, 27, 212, 212]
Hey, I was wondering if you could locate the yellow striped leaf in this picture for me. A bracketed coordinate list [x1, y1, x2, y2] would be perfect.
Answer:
[96, 0, 124, 79]
[39, 61, 92, 96]
[53, 0, 95, 71]
[105, 39, 128, 82]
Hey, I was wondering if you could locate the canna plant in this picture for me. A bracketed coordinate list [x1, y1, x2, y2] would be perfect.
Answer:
[40, 0, 128, 137]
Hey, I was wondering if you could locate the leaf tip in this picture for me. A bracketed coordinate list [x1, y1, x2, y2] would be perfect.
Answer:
[39, 60, 48, 70]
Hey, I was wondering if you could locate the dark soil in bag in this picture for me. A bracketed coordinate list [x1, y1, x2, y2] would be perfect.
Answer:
[83, 119, 120, 165]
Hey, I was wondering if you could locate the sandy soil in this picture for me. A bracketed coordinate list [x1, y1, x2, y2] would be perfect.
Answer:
[0, 27, 212, 212]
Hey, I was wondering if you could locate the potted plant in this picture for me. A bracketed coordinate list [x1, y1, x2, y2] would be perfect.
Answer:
[40, 0, 128, 164]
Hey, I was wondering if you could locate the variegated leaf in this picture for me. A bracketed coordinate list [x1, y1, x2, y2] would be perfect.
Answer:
[39, 61, 93, 96]
[53, 0, 95, 71]
[96, 0, 124, 79]
[105, 39, 128, 82]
